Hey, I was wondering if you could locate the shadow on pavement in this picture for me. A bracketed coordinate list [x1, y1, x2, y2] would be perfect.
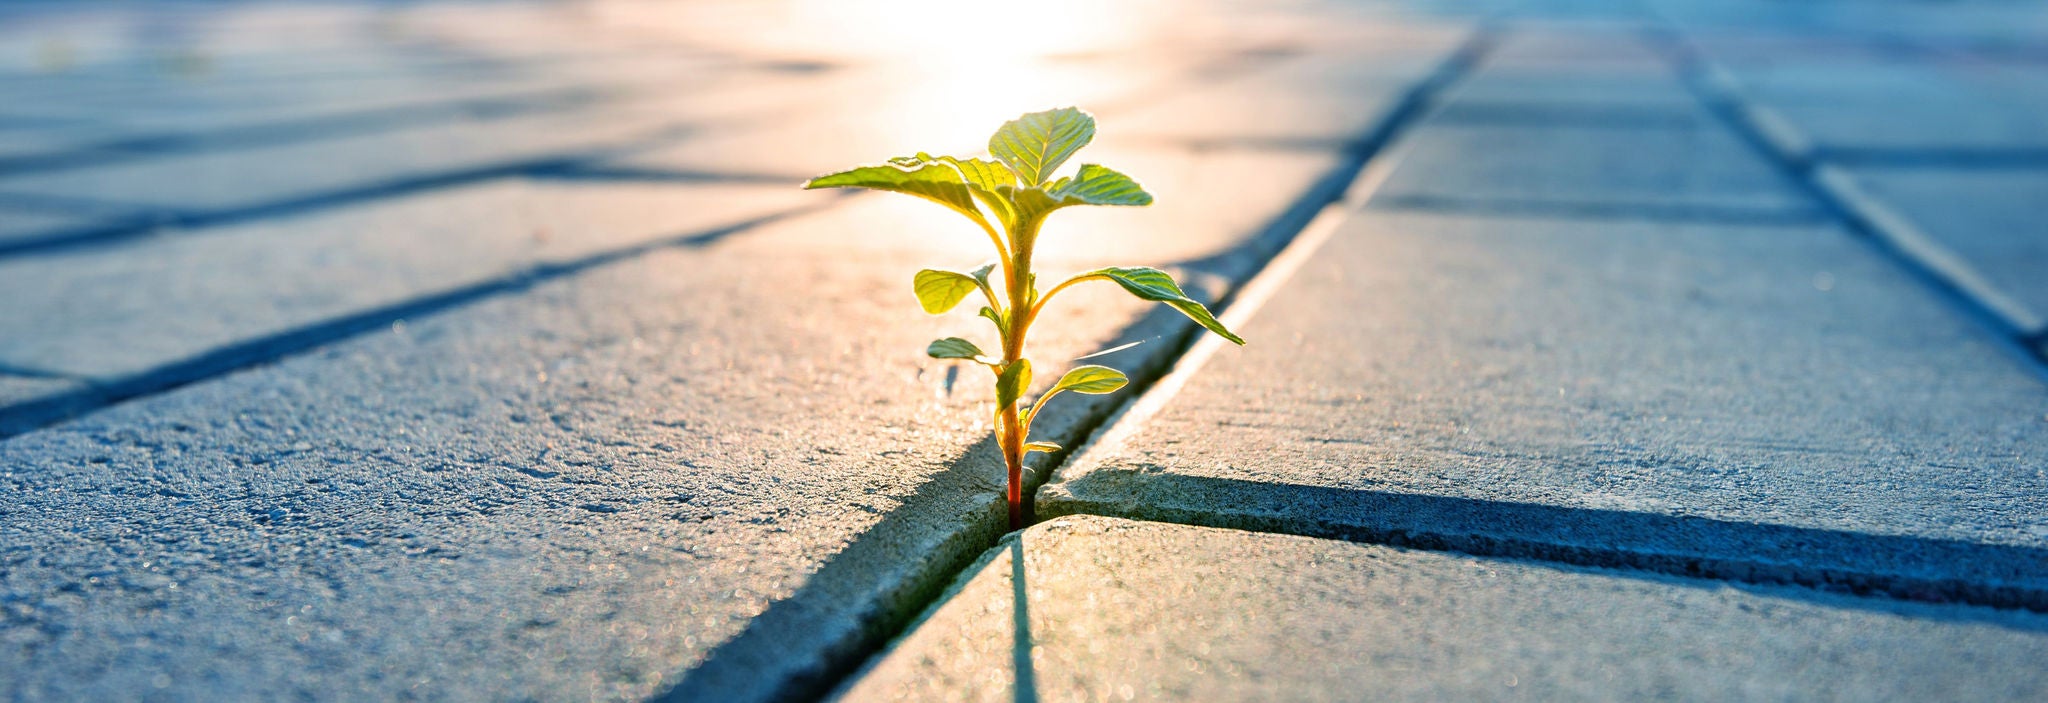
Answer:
[1043, 470, 2048, 619]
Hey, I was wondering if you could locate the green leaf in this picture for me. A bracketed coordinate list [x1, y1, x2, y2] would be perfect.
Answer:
[912, 269, 979, 314]
[1050, 164, 1152, 206]
[978, 305, 1004, 329]
[1049, 365, 1128, 395]
[998, 164, 1153, 232]
[927, 337, 986, 361]
[989, 107, 1095, 186]
[805, 158, 992, 232]
[943, 156, 1019, 224]
[1023, 441, 1062, 454]
[1089, 267, 1246, 345]
[995, 358, 1032, 410]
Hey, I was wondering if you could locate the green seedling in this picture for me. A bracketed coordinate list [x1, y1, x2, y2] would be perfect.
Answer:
[805, 107, 1244, 530]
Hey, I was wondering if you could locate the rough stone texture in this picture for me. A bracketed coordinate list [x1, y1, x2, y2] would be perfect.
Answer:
[1374, 110, 1819, 221]
[0, 127, 1351, 700]
[1842, 168, 2048, 331]
[1043, 211, 2048, 606]
[0, 105, 695, 213]
[0, 375, 83, 408]
[841, 516, 2048, 703]
[0, 221, 1168, 702]
[0, 180, 812, 381]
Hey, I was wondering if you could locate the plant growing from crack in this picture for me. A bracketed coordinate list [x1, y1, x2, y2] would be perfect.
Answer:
[805, 107, 1244, 530]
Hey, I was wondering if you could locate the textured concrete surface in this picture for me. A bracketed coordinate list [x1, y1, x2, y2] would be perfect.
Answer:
[1842, 168, 2048, 330]
[0, 375, 83, 408]
[1043, 210, 2048, 606]
[0, 72, 1389, 703]
[842, 516, 2048, 703]
[0, 180, 811, 380]
[1375, 109, 1817, 221]
[0, 222, 1171, 702]
[0, 105, 691, 212]
[9, 0, 2048, 700]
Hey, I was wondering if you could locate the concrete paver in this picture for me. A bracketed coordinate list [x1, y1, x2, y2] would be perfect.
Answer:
[1839, 167, 2048, 332]
[1447, 63, 1692, 109]
[842, 515, 2048, 702]
[0, 375, 83, 408]
[0, 131, 1345, 700]
[1115, 51, 1446, 146]
[1375, 110, 1818, 220]
[0, 230, 1137, 702]
[1707, 59, 2048, 156]
[1043, 210, 2048, 606]
[9, 0, 2048, 699]
[0, 106, 691, 213]
[0, 180, 811, 382]
[0, 206, 121, 246]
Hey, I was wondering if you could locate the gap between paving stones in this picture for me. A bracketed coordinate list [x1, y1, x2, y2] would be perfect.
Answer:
[723, 28, 1499, 703]
[0, 40, 1388, 435]
[1019, 24, 2048, 619]
[0, 124, 703, 258]
[0, 45, 1293, 261]
[0, 83, 627, 176]
[1644, 25, 2048, 372]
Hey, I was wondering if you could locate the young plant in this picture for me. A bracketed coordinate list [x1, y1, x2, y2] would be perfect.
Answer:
[804, 107, 1245, 530]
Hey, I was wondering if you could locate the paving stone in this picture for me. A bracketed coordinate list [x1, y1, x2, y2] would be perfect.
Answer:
[0, 235, 1147, 702]
[0, 179, 811, 383]
[1114, 51, 1445, 146]
[0, 124, 1330, 699]
[840, 515, 2048, 703]
[1372, 109, 1819, 220]
[0, 206, 121, 246]
[1714, 60, 2048, 155]
[599, 59, 1195, 178]
[1043, 211, 2048, 606]
[1842, 167, 2048, 327]
[0, 374, 84, 408]
[1483, 24, 1665, 66]
[1446, 63, 1693, 109]
[1442, 25, 1687, 109]
[0, 96, 724, 213]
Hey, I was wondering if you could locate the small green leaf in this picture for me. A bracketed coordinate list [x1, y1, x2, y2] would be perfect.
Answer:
[927, 337, 986, 360]
[1023, 441, 1062, 454]
[1050, 164, 1153, 206]
[989, 107, 1096, 186]
[943, 156, 1020, 223]
[944, 156, 1017, 193]
[805, 159, 992, 232]
[998, 164, 1153, 232]
[1089, 267, 1246, 345]
[1050, 365, 1128, 395]
[995, 358, 1032, 410]
[912, 269, 979, 314]
[978, 305, 1004, 329]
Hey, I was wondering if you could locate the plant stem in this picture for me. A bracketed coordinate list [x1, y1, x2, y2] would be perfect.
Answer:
[998, 215, 1041, 532]
[999, 403, 1024, 530]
